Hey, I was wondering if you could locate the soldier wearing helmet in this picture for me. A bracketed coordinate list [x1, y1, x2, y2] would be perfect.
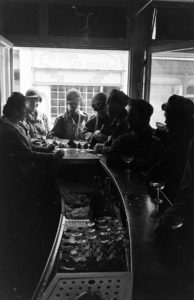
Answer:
[49, 88, 88, 142]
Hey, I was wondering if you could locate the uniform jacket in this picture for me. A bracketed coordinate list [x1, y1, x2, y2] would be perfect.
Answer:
[50, 110, 88, 140]
[25, 109, 49, 138]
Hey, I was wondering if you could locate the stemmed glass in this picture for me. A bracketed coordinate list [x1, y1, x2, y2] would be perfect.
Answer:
[61, 139, 69, 155]
[122, 155, 134, 179]
[79, 138, 87, 152]
[74, 139, 80, 151]
[54, 137, 60, 148]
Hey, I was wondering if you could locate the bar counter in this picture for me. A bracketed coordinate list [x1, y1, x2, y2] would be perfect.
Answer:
[32, 150, 194, 300]
[101, 158, 194, 300]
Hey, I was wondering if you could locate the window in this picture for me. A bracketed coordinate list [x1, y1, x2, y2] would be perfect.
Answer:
[50, 85, 120, 121]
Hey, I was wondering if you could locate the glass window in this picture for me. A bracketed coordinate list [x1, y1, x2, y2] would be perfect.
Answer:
[50, 84, 122, 123]
[150, 51, 194, 127]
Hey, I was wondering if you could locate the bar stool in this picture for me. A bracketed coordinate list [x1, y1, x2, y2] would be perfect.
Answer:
[150, 182, 172, 213]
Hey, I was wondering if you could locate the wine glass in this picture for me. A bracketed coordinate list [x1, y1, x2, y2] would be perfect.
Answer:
[61, 139, 69, 156]
[122, 155, 134, 179]
[74, 139, 80, 151]
[79, 138, 87, 152]
[53, 137, 60, 148]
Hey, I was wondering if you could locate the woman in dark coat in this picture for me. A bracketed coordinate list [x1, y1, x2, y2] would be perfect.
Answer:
[0, 92, 63, 300]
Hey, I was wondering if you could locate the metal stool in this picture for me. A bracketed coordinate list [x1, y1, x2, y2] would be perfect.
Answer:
[151, 182, 172, 213]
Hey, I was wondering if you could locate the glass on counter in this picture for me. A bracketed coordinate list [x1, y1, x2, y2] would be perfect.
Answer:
[58, 217, 129, 272]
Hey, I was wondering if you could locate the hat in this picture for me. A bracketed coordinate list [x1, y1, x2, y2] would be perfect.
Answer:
[25, 88, 42, 102]
[130, 99, 153, 119]
[92, 92, 107, 111]
[162, 94, 194, 121]
[107, 89, 129, 107]
[66, 89, 82, 104]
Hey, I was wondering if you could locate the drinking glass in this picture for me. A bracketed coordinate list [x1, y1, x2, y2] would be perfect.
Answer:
[61, 139, 69, 156]
[61, 139, 69, 148]
[122, 155, 134, 179]
[54, 137, 60, 147]
[79, 139, 86, 152]
[74, 139, 80, 151]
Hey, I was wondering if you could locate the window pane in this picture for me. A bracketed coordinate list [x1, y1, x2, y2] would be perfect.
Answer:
[59, 100, 65, 106]
[51, 100, 58, 106]
[51, 107, 58, 114]
[51, 85, 57, 91]
[59, 86, 65, 92]
[51, 92, 57, 99]
[59, 93, 65, 99]
[88, 86, 93, 92]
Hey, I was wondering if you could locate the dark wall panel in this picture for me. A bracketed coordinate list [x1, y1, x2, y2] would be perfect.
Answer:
[157, 7, 194, 40]
[3, 2, 39, 35]
[49, 4, 127, 38]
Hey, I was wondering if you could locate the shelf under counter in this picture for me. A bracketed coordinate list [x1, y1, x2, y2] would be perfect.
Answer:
[32, 157, 133, 300]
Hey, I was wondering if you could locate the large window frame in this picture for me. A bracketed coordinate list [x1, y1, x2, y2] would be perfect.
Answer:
[0, 35, 13, 113]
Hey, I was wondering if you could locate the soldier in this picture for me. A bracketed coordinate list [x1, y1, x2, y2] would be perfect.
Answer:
[24, 88, 49, 139]
[49, 88, 88, 143]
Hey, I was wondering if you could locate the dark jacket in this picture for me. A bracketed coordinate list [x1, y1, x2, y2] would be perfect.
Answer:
[50, 110, 87, 140]
[82, 113, 110, 148]
[104, 109, 128, 147]
[0, 120, 54, 178]
[148, 125, 194, 202]
[107, 125, 154, 169]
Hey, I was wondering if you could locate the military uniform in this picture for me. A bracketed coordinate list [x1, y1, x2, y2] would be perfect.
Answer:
[50, 110, 88, 140]
[25, 109, 49, 139]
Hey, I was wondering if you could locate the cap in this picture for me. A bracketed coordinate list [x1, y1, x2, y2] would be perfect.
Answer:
[25, 88, 42, 102]
[66, 88, 82, 104]
[92, 92, 107, 111]
[130, 99, 153, 119]
[107, 89, 129, 107]
[162, 94, 194, 120]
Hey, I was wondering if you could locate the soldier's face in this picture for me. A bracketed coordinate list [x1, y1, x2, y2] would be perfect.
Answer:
[27, 97, 39, 112]
[68, 101, 80, 112]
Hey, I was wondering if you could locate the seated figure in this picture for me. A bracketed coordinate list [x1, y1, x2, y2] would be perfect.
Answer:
[106, 99, 154, 170]
[158, 141, 194, 229]
[0, 92, 63, 299]
[83, 92, 110, 148]
[0, 92, 63, 181]
[148, 94, 194, 203]
[94, 89, 129, 153]
[49, 88, 88, 143]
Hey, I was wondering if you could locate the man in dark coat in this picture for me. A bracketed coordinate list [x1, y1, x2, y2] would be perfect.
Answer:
[83, 92, 110, 148]
[94, 89, 129, 153]
[148, 94, 194, 203]
[106, 99, 154, 169]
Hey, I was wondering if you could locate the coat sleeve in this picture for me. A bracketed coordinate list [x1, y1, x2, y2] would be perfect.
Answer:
[82, 117, 96, 135]
[49, 116, 64, 138]
[3, 127, 54, 162]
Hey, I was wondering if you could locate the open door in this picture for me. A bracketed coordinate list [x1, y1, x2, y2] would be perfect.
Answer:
[0, 35, 13, 114]
[144, 41, 194, 127]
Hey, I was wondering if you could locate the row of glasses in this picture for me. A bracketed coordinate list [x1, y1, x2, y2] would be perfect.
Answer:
[74, 138, 89, 152]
